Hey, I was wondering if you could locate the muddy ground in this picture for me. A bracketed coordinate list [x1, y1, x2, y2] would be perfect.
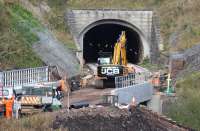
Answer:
[62, 87, 113, 108]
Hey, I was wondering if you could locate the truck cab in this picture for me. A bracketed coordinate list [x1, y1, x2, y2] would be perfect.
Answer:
[20, 85, 62, 113]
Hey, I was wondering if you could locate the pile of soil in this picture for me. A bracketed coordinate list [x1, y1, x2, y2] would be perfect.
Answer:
[52, 107, 193, 131]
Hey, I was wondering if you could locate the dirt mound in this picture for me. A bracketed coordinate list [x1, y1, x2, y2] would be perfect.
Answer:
[52, 107, 193, 131]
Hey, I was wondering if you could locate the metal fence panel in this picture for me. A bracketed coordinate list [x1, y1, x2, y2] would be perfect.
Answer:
[111, 82, 153, 104]
[1, 66, 49, 87]
[115, 72, 150, 88]
[0, 72, 3, 96]
[113, 71, 152, 104]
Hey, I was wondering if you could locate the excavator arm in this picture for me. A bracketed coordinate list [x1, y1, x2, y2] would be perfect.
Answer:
[112, 31, 127, 66]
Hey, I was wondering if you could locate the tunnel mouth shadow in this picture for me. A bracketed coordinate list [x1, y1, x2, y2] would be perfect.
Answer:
[83, 23, 143, 64]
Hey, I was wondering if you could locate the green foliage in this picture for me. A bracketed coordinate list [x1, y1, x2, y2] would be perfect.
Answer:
[9, 4, 41, 44]
[0, 1, 3, 10]
[67, 0, 146, 9]
[139, 58, 151, 68]
[166, 72, 200, 130]
[0, 30, 43, 69]
[152, 0, 164, 5]
[48, 10, 66, 32]
[10, 4, 40, 27]
[158, 0, 200, 51]
[0, 3, 43, 69]
[48, 0, 67, 8]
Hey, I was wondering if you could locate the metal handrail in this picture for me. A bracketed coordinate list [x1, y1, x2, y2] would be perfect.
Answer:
[0, 66, 49, 87]
[115, 72, 150, 88]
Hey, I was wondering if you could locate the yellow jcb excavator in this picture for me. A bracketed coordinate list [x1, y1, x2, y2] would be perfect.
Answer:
[95, 31, 135, 88]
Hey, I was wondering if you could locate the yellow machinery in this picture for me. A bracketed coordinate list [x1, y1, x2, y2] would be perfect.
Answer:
[96, 31, 134, 88]
[112, 31, 127, 66]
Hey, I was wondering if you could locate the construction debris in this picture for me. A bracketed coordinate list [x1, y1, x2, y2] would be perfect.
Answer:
[80, 75, 93, 88]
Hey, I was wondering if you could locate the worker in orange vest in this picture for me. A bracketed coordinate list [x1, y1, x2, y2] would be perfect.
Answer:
[58, 76, 68, 92]
[56, 76, 69, 99]
[2, 96, 14, 118]
[59, 79, 66, 92]
[154, 77, 160, 87]
[151, 73, 160, 87]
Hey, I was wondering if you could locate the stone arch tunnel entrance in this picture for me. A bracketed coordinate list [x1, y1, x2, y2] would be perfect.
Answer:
[83, 23, 143, 64]
[67, 10, 161, 65]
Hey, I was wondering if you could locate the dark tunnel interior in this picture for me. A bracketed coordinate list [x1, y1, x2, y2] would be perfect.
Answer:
[83, 24, 143, 64]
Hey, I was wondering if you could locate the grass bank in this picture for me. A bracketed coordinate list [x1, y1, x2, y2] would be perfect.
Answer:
[0, 113, 55, 131]
[166, 72, 200, 130]
[0, 2, 43, 69]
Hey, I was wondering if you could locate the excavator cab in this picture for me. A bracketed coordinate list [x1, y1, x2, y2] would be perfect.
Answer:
[97, 52, 124, 78]
[97, 57, 111, 65]
[97, 52, 112, 65]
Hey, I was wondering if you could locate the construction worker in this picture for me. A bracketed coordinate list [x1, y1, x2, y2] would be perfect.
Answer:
[2, 95, 14, 119]
[57, 76, 69, 99]
[58, 76, 68, 92]
[151, 72, 160, 87]
[57, 78, 64, 92]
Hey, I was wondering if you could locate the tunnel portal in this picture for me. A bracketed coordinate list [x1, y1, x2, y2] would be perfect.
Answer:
[83, 24, 143, 64]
